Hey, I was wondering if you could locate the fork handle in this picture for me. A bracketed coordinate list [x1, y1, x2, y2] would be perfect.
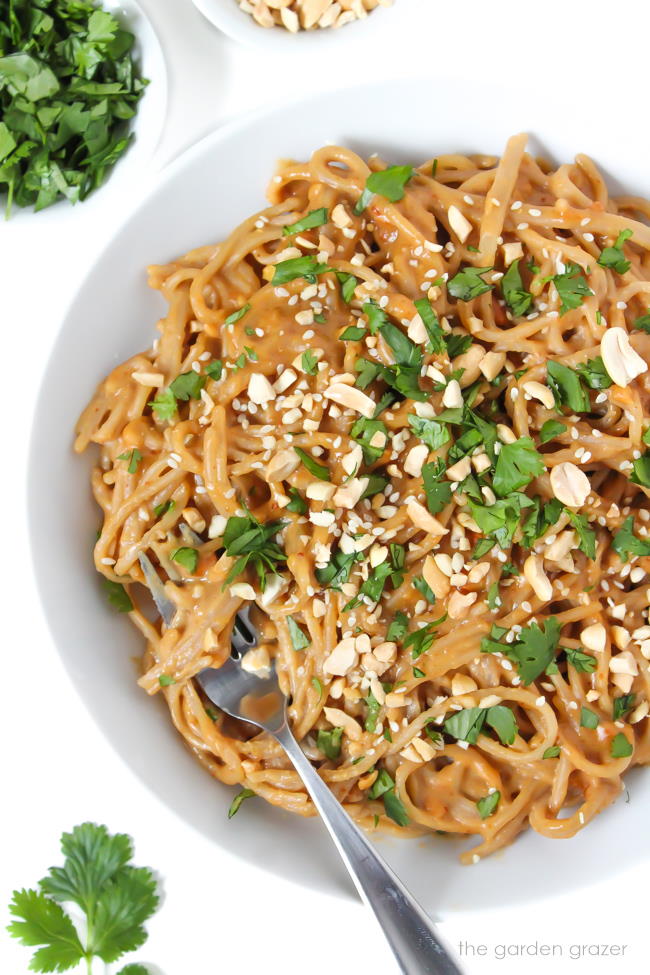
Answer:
[276, 726, 462, 975]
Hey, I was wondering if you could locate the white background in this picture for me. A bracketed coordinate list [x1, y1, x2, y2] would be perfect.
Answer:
[2, 1, 649, 972]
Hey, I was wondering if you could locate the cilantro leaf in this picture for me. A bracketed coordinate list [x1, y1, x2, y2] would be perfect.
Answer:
[506, 617, 561, 684]
[539, 419, 567, 444]
[364, 691, 381, 733]
[408, 415, 450, 450]
[565, 647, 596, 673]
[271, 256, 330, 285]
[340, 325, 366, 341]
[317, 727, 343, 760]
[293, 446, 330, 480]
[170, 371, 206, 401]
[613, 694, 635, 721]
[315, 548, 361, 590]
[387, 610, 409, 642]
[117, 966, 150, 975]
[413, 297, 445, 353]
[228, 788, 256, 818]
[476, 791, 500, 819]
[7, 888, 84, 972]
[547, 262, 593, 315]
[102, 579, 133, 613]
[287, 616, 310, 650]
[444, 707, 486, 743]
[171, 547, 198, 573]
[547, 360, 590, 413]
[633, 310, 650, 333]
[383, 790, 409, 826]
[612, 516, 650, 562]
[117, 448, 142, 474]
[575, 356, 612, 390]
[566, 510, 596, 559]
[447, 266, 493, 302]
[336, 271, 358, 303]
[301, 350, 318, 375]
[422, 459, 452, 514]
[485, 705, 518, 745]
[366, 164, 413, 202]
[492, 436, 544, 496]
[205, 360, 223, 380]
[368, 768, 394, 799]
[501, 259, 533, 317]
[631, 451, 650, 488]
[286, 487, 307, 514]
[413, 576, 436, 603]
[597, 229, 632, 275]
[282, 207, 328, 236]
[223, 510, 286, 589]
[363, 299, 388, 334]
[611, 733, 633, 758]
[149, 389, 176, 421]
[543, 746, 561, 759]
[351, 416, 387, 463]
[223, 303, 251, 325]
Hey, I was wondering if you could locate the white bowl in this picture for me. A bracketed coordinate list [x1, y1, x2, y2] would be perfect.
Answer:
[29, 77, 650, 915]
[192, 0, 398, 51]
[5, 0, 167, 225]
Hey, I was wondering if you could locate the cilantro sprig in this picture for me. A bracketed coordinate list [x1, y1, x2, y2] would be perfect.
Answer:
[7, 822, 158, 973]
[223, 509, 286, 590]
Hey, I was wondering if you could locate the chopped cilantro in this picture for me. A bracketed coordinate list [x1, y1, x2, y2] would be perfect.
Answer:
[539, 419, 567, 444]
[228, 788, 256, 818]
[501, 259, 533, 317]
[597, 229, 632, 275]
[476, 791, 500, 819]
[286, 487, 307, 514]
[301, 349, 318, 374]
[613, 694, 635, 721]
[282, 207, 328, 236]
[293, 446, 330, 480]
[612, 516, 650, 562]
[102, 578, 133, 613]
[422, 459, 452, 514]
[610, 733, 633, 758]
[492, 436, 544, 497]
[171, 547, 198, 573]
[224, 303, 251, 325]
[317, 727, 343, 760]
[546, 261, 593, 315]
[272, 255, 330, 285]
[170, 371, 205, 401]
[447, 266, 494, 302]
[287, 616, 310, 650]
[408, 415, 450, 450]
[223, 510, 286, 590]
[547, 360, 590, 413]
[117, 447, 142, 474]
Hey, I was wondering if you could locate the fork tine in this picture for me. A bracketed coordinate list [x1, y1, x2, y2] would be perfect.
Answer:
[138, 552, 177, 627]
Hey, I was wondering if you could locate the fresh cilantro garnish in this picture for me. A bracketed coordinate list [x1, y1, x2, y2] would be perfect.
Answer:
[301, 349, 318, 374]
[149, 389, 176, 421]
[612, 516, 650, 562]
[363, 299, 388, 333]
[102, 578, 133, 613]
[171, 547, 198, 573]
[282, 207, 328, 236]
[355, 320, 428, 402]
[117, 447, 142, 474]
[476, 791, 500, 819]
[444, 705, 518, 745]
[364, 691, 381, 733]
[505, 617, 561, 684]
[351, 416, 387, 463]
[158, 674, 175, 687]
[0, 6, 147, 216]
[565, 647, 596, 673]
[444, 332, 474, 358]
[422, 459, 452, 514]
[575, 356, 612, 390]
[368, 769, 409, 825]
[311, 677, 323, 698]
[413, 666, 425, 678]
[169, 371, 206, 401]
[228, 788, 256, 818]
[407, 415, 450, 450]
[315, 548, 362, 590]
[611, 733, 633, 758]
[224, 303, 251, 325]
[361, 472, 389, 500]
[317, 726, 343, 760]
[286, 487, 307, 514]
[351, 545, 405, 606]
[501, 259, 533, 317]
[447, 266, 494, 302]
[613, 694, 635, 721]
[597, 229, 632, 275]
[521, 496, 563, 547]
[404, 620, 443, 660]
[293, 446, 330, 480]
[633, 310, 650, 333]
[413, 297, 445, 354]
[355, 164, 414, 213]
[546, 262, 593, 315]
[631, 451, 650, 488]
[205, 359, 223, 381]
[492, 436, 544, 496]
[387, 610, 409, 642]
[271, 256, 330, 285]
[539, 419, 567, 444]
[287, 616, 310, 650]
[8, 822, 158, 972]
[153, 499, 175, 518]
[469, 492, 535, 549]
[480, 624, 508, 654]
[223, 510, 286, 590]
[413, 576, 435, 603]
[547, 360, 590, 413]
[336, 271, 358, 303]
[487, 582, 501, 610]
[566, 510, 597, 559]
[340, 325, 366, 341]
[543, 746, 561, 759]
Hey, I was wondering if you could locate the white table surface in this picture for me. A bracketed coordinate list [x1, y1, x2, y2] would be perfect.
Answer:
[2, 1, 649, 972]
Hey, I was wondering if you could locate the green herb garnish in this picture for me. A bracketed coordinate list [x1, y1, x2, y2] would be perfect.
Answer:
[476, 791, 500, 819]
[317, 727, 343, 760]
[224, 303, 251, 325]
[597, 229, 632, 275]
[610, 733, 633, 758]
[293, 446, 330, 480]
[287, 616, 310, 650]
[171, 547, 198, 573]
[282, 207, 328, 236]
[447, 266, 493, 302]
[102, 578, 132, 613]
[228, 788, 256, 818]
[223, 510, 286, 590]
[501, 259, 533, 317]
[117, 447, 142, 474]
[271, 255, 330, 285]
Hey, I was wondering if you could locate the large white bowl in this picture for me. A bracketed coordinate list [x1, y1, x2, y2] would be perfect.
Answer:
[29, 77, 649, 915]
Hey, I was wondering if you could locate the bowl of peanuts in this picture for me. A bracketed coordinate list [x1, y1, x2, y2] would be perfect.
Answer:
[192, 0, 395, 49]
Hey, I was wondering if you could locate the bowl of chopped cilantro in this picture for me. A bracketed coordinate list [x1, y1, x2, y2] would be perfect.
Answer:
[0, 0, 166, 217]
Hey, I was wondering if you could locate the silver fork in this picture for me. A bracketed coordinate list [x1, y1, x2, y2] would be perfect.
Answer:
[138, 553, 462, 974]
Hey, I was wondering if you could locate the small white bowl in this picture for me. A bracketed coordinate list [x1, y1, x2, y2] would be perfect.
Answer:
[192, 0, 397, 52]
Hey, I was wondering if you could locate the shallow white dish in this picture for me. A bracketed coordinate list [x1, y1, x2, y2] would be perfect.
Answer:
[6, 0, 167, 225]
[192, 0, 398, 51]
[29, 77, 650, 914]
